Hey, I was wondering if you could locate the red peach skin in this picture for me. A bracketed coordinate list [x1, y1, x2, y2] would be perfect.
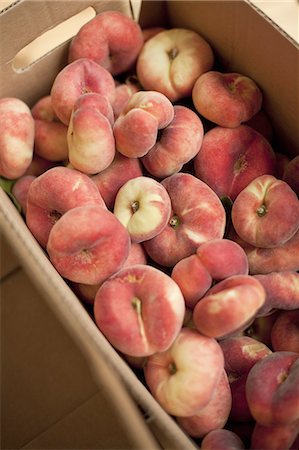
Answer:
[246, 351, 299, 426]
[91, 151, 143, 210]
[192, 71, 263, 128]
[11, 175, 35, 214]
[176, 370, 232, 438]
[68, 11, 144, 76]
[0, 97, 35, 179]
[254, 271, 299, 316]
[31, 95, 58, 122]
[193, 275, 266, 339]
[231, 174, 299, 248]
[47, 205, 131, 285]
[201, 429, 246, 450]
[271, 310, 299, 353]
[251, 420, 299, 450]
[113, 90, 174, 158]
[194, 125, 276, 201]
[26, 166, 106, 248]
[93, 264, 185, 357]
[50, 58, 115, 125]
[143, 173, 226, 267]
[144, 327, 224, 417]
[34, 119, 68, 162]
[283, 155, 299, 197]
[112, 76, 141, 119]
[141, 105, 204, 178]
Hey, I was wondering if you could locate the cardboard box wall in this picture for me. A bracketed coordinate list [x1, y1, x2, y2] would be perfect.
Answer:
[0, 1, 298, 448]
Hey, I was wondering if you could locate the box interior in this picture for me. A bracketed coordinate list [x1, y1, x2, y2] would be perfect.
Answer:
[1, 0, 298, 449]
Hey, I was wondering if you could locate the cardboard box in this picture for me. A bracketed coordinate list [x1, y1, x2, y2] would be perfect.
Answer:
[1, 1, 298, 448]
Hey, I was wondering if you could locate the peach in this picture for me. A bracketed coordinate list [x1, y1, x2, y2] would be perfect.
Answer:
[219, 335, 272, 422]
[11, 175, 35, 214]
[230, 227, 299, 275]
[113, 76, 141, 119]
[31, 95, 58, 122]
[47, 204, 130, 285]
[201, 428, 246, 450]
[136, 28, 214, 102]
[176, 370, 232, 438]
[251, 420, 299, 450]
[68, 11, 144, 76]
[283, 155, 299, 197]
[271, 310, 299, 353]
[113, 90, 174, 158]
[50, 58, 115, 125]
[141, 105, 204, 178]
[0, 97, 35, 179]
[246, 351, 299, 426]
[254, 271, 299, 316]
[91, 151, 143, 210]
[113, 176, 171, 243]
[67, 93, 115, 174]
[144, 327, 224, 417]
[142, 27, 166, 42]
[194, 124, 277, 201]
[275, 151, 290, 179]
[193, 275, 266, 339]
[34, 119, 69, 161]
[171, 239, 248, 309]
[26, 166, 106, 248]
[93, 264, 185, 357]
[245, 109, 273, 142]
[192, 71, 263, 128]
[245, 311, 280, 348]
[232, 175, 299, 249]
[143, 173, 226, 267]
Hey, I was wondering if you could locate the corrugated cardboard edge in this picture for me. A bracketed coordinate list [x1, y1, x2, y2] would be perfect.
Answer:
[0, 189, 198, 450]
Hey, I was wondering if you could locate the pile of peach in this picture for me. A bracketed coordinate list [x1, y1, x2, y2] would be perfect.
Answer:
[1, 10, 299, 450]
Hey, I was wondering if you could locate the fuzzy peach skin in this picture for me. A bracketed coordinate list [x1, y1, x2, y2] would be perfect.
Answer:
[229, 227, 299, 274]
[72, 92, 114, 126]
[171, 239, 248, 309]
[271, 310, 299, 353]
[34, 119, 69, 162]
[113, 76, 141, 119]
[192, 71, 263, 128]
[113, 176, 171, 243]
[245, 109, 273, 142]
[251, 420, 299, 450]
[194, 124, 276, 201]
[244, 311, 280, 349]
[141, 105, 204, 178]
[91, 151, 143, 210]
[254, 271, 299, 316]
[50, 58, 115, 125]
[72, 242, 147, 306]
[193, 275, 266, 339]
[283, 155, 299, 197]
[136, 28, 214, 102]
[11, 175, 35, 214]
[113, 90, 174, 158]
[143, 173, 226, 267]
[231, 174, 299, 248]
[201, 429, 246, 450]
[219, 335, 272, 422]
[0, 97, 35, 180]
[93, 264, 185, 357]
[144, 327, 224, 417]
[246, 352, 299, 427]
[47, 205, 130, 285]
[68, 11, 144, 76]
[31, 95, 58, 122]
[67, 94, 115, 174]
[26, 166, 106, 248]
[176, 370, 232, 438]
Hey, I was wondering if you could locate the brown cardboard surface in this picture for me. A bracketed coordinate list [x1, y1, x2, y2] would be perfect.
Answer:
[0, 1, 298, 449]
[0, 233, 20, 279]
